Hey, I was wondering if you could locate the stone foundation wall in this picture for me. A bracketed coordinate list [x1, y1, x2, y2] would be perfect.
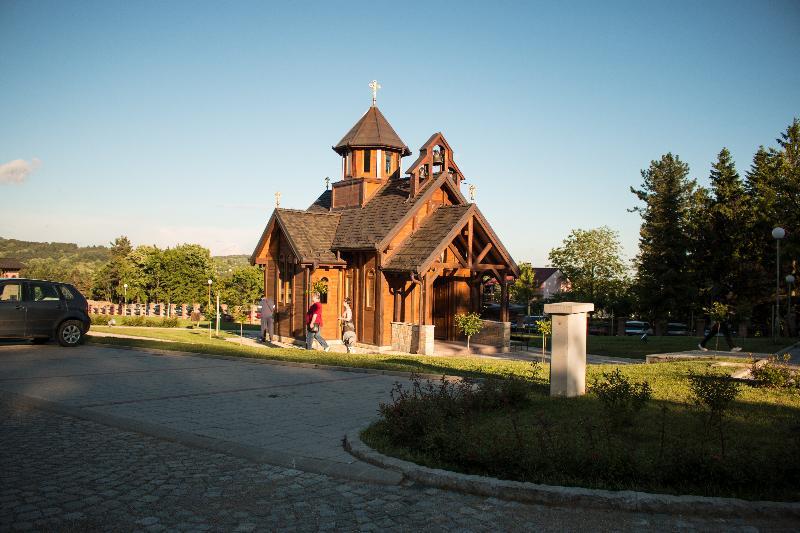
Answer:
[391, 322, 434, 355]
[471, 320, 511, 352]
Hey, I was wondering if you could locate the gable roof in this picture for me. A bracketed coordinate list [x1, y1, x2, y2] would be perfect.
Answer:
[249, 209, 344, 265]
[383, 205, 472, 272]
[532, 267, 561, 283]
[0, 258, 24, 270]
[329, 172, 466, 250]
[333, 106, 411, 156]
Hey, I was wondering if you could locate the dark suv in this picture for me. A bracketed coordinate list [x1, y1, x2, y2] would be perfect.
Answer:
[0, 278, 91, 346]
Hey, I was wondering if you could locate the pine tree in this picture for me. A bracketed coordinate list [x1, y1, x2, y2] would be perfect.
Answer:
[630, 153, 696, 322]
[706, 148, 746, 293]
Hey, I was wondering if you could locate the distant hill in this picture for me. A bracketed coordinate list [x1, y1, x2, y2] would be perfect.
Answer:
[0, 237, 111, 264]
[212, 255, 251, 275]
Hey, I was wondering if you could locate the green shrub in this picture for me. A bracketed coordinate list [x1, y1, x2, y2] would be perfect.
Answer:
[687, 370, 740, 456]
[751, 355, 796, 388]
[89, 314, 179, 328]
[590, 368, 651, 427]
[378, 368, 539, 453]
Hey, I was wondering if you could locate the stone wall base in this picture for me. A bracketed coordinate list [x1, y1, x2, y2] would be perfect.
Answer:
[391, 322, 435, 355]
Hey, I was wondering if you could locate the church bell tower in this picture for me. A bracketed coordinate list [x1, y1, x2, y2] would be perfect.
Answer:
[330, 81, 411, 209]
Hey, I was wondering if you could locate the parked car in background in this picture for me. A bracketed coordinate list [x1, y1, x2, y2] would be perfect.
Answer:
[512, 315, 545, 333]
[625, 320, 653, 336]
[666, 322, 689, 336]
[0, 278, 90, 346]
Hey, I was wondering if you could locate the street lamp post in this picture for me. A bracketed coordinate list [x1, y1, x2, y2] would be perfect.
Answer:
[787, 274, 796, 336]
[123, 283, 128, 316]
[772, 227, 785, 337]
[208, 279, 213, 338]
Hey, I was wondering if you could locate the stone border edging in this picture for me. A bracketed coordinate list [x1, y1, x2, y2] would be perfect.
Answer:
[0, 389, 402, 486]
[343, 431, 800, 518]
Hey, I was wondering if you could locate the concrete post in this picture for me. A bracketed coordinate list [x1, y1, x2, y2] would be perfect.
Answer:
[544, 302, 594, 397]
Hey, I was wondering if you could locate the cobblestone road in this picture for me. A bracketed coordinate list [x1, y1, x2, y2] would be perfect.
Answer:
[2, 343, 798, 531]
[5, 399, 797, 532]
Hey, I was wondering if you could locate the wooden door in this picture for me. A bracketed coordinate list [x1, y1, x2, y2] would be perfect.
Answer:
[433, 278, 449, 340]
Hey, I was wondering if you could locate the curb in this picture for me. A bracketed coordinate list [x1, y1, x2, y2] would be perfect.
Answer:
[0, 389, 402, 486]
[343, 431, 800, 519]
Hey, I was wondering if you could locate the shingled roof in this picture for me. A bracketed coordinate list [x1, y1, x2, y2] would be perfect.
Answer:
[0, 258, 24, 270]
[333, 106, 411, 156]
[383, 205, 472, 273]
[275, 209, 343, 264]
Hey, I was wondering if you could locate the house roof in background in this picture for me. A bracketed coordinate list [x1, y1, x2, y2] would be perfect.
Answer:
[0, 258, 24, 270]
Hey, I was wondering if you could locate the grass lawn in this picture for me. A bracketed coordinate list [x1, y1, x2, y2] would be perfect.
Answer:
[363, 360, 800, 500]
[512, 334, 798, 359]
[87, 327, 540, 379]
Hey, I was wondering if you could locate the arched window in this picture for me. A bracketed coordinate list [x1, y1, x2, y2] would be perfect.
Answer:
[345, 270, 353, 300]
[365, 270, 375, 309]
[278, 254, 285, 304]
[319, 277, 329, 304]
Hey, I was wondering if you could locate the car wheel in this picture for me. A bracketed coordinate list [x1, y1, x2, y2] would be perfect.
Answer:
[57, 320, 84, 347]
[32, 337, 49, 345]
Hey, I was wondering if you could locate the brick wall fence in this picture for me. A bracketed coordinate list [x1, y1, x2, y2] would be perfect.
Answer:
[87, 300, 259, 324]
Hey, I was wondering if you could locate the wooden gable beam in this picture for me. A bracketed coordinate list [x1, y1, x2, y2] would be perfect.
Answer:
[467, 217, 473, 267]
[448, 243, 468, 267]
[475, 242, 493, 264]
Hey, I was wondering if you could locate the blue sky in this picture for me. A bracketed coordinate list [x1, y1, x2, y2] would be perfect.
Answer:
[1, 0, 798, 264]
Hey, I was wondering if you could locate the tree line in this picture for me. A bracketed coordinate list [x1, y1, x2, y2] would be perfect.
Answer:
[514, 118, 799, 332]
[89, 237, 263, 313]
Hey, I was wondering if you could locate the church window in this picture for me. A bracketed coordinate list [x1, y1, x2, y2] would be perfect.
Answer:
[385, 152, 391, 175]
[363, 149, 371, 172]
[319, 277, 329, 304]
[278, 255, 285, 304]
[365, 270, 375, 309]
[345, 270, 353, 300]
[285, 262, 293, 305]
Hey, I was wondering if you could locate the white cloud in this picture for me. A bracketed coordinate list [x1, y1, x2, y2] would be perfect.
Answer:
[0, 158, 41, 184]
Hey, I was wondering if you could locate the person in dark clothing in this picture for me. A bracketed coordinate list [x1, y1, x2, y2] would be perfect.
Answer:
[305, 293, 329, 351]
[698, 290, 742, 352]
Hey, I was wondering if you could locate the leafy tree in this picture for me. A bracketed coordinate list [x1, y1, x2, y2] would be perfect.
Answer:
[630, 154, 696, 321]
[221, 265, 263, 310]
[454, 312, 483, 349]
[161, 244, 216, 307]
[509, 262, 538, 315]
[547, 226, 629, 314]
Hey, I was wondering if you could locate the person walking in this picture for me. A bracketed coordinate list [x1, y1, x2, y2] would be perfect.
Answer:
[698, 290, 742, 352]
[306, 293, 329, 351]
[339, 298, 356, 353]
[260, 296, 275, 342]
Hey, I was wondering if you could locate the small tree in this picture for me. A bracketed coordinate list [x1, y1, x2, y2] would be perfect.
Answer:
[536, 318, 552, 361]
[703, 301, 730, 350]
[454, 312, 483, 350]
[509, 263, 538, 315]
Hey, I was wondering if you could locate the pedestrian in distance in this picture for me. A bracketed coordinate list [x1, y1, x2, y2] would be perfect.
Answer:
[305, 293, 329, 351]
[339, 298, 356, 353]
[698, 290, 742, 352]
[260, 295, 275, 343]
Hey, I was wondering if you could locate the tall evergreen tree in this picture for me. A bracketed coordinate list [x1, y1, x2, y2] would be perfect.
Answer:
[630, 153, 696, 321]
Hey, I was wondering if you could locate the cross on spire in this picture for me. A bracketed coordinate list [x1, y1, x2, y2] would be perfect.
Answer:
[368, 80, 381, 106]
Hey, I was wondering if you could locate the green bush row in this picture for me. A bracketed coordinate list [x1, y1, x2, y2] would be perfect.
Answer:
[90, 314, 179, 328]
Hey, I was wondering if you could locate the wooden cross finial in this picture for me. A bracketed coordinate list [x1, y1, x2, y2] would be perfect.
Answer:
[368, 80, 381, 106]
[274, 191, 281, 208]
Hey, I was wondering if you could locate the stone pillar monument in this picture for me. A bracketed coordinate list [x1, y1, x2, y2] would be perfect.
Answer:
[543, 302, 594, 398]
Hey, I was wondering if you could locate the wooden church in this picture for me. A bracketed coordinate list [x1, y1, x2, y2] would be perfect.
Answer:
[250, 85, 518, 353]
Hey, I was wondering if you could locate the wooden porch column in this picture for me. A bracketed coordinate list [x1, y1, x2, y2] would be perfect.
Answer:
[500, 277, 509, 323]
[393, 286, 401, 322]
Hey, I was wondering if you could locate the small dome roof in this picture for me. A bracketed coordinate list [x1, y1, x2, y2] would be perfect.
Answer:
[333, 106, 411, 156]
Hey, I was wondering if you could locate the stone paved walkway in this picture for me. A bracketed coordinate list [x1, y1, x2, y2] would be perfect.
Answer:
[4, 398, 797, 532]
[0, 343, 400, 480]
